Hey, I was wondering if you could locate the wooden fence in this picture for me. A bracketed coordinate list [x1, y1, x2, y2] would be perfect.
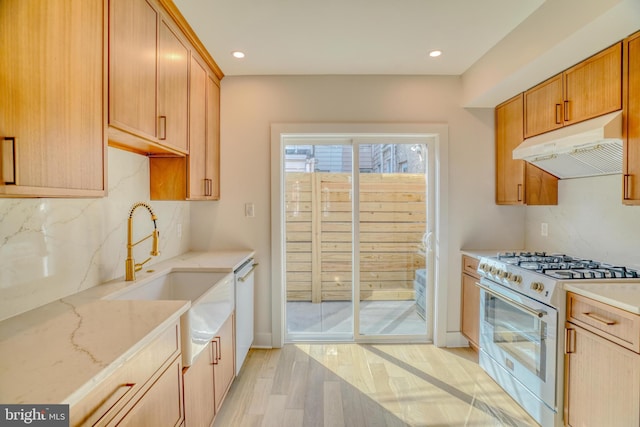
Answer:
[285, 172, 426, 303]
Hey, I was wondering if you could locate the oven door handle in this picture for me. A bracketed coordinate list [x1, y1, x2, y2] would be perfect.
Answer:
[476, 282, 547, 318]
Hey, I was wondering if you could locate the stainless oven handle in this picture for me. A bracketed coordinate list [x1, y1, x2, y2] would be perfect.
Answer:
[476, 282, 547, 318]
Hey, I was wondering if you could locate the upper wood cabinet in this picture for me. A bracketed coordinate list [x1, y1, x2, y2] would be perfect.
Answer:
[109, 0, 189, 155]
[496, 94, 558, 205]
[623, 31, 640, 204]
[150, 53, 221, 201]
[523, 74, 564, 138]
[524, 43, 622, 138]
[0, 0, 106, 198]
[187, 55, 221, 200]
[157, 17, 189, 153]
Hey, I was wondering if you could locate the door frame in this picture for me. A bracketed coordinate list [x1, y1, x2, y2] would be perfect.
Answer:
[270, 123, 449, 347]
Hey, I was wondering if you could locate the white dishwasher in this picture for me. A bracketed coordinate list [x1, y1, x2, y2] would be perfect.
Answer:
[234, 258, 256, 375]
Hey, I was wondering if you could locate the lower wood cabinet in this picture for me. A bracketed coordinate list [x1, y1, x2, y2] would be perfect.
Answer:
[182, 339, 215, 427]
[460, 255, 480, 350]
[564, 293, 640, 426]
[117, 357, 184, 427]
[70, 322, 183, 427]
[183, 313, 235, 426]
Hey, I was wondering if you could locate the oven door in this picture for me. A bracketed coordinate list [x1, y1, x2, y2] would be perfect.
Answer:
[478, 278, 558, 411]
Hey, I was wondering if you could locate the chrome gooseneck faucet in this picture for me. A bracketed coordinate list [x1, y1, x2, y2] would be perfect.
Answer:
[125, 202, 160, 281]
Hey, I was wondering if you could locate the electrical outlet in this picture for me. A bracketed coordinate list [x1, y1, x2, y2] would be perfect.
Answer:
[245, 203, 255, 217]
[541, 222, 548, 237]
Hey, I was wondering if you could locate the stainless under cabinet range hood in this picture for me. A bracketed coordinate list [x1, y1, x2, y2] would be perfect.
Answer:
[513, 111, 623, 179]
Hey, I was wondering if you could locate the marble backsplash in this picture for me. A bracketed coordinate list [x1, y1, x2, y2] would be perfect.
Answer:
[0, 147, 191, 321]
[525, 174, 640, 270]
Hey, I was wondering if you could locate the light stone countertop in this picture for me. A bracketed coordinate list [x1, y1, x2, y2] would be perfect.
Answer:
[460, 249, 527, 260]
[0, 249, 254, 406]
[564, 282, 640, 315]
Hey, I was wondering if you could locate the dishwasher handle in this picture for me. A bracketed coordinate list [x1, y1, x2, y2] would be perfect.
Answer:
[237, 262, 258, 282]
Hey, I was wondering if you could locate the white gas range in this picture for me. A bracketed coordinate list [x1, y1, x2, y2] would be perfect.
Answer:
[475, 251, 640, 427]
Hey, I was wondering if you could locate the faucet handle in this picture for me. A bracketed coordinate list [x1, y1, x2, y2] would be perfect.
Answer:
[151, 229, 160, 256]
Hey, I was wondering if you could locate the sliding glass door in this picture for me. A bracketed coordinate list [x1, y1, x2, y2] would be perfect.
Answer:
[284, 139, 354, 341]
[282, 135, 434, 342]
[356, 140, 430, 339]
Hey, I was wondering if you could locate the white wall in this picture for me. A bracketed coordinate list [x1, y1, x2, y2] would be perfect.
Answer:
[190, 75, 526, 347]
[525, 175, 640, 270]
[0, 148, 190, 321]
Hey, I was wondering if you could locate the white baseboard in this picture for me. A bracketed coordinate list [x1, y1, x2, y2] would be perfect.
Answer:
[252, 332, 273, 349]
[446, 331, 471, 348]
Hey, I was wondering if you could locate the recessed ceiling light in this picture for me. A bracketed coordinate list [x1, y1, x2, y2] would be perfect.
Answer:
[232, 51, 245, 59]
[429, 50, 442, 58]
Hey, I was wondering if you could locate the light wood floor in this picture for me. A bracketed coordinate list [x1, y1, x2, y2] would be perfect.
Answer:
[213, 344, 539, 427]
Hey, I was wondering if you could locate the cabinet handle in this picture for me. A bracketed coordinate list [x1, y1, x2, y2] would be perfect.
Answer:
[215, 336, 222, 361]
[563, 100, 570, 122]
[92, 383, 136, 426]
[204, 178, 212, 196]
[583, 312, 616, 326]
[211, 339, 218, 365]
[517, 184, 523, 202]
[623, 174, 631, 200]
[2, 137, 16, 185]
[238, 263, 258, 282]
[158, 116, 167, 140]
[564, 328, 576, 354]
[555, 104, 562, 124]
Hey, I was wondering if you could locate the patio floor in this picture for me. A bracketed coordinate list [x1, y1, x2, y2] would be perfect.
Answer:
[286, 300, 426, 337]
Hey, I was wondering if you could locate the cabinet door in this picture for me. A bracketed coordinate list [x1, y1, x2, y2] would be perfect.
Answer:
[0, 0, 105, 197]
[524, 74, 564, 138]
[188, 55, 208, 199]
[524, 163, 557, 205]
[564, 43, 622, 126]
[460, 273, 479, 350]
[206, 75, 221, 200]
[496, 94, 526, 204]
[115, 356, 184, 427]
[109, 0, 158, 141]
[157, 17, 189, 153]
[183, 342, 215, 427]
[624, 32, 640, 204]
[214, 314, 235, 412]
[564, 325, 640, 427]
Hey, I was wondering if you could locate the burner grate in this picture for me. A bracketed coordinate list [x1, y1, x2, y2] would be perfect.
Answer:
[493, 252, 640, 280]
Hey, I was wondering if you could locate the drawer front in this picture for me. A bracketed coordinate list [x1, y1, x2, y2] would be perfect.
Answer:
[567, 292, 640, 353]
[462, 255, 480, 278]
[114, 356, 184, 427]
[71, 322, 181, 426]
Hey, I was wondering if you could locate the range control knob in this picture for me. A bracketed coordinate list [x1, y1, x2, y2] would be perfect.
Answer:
[479, 263, 488, 272]
[530, 282, 545, 293]
[498, 270, 508, 279]
[512, 275, 523, 285]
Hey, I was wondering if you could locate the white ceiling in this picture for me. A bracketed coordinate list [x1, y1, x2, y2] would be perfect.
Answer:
[173, 0, 640, 107]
